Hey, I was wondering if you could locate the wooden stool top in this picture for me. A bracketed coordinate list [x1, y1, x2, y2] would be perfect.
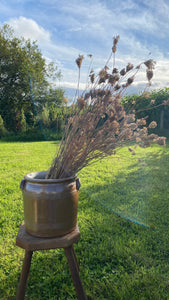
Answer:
[16, 223, 80, 251]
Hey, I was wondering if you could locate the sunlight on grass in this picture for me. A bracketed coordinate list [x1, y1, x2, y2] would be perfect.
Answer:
[79, 144, 169, 228]
[0, 141, 169, 299]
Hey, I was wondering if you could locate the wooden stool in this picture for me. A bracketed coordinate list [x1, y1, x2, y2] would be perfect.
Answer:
[16, 223, 86, 300]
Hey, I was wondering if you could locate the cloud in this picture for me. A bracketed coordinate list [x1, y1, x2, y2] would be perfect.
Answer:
[153, 59, 169, 88]
[58, 1, 156, 40]
[3, 1, 169, 96]
[7, 16, 82, 66]
[8, 16, 51, 44]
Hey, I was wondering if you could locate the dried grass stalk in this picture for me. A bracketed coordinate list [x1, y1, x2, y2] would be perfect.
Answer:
[46, 36, 166, 179]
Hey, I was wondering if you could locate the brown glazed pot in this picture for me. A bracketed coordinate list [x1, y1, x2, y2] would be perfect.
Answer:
[20, 171, 80, 238]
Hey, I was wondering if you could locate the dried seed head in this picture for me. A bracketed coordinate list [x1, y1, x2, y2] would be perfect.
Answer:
[136, 64, 141, 69]
[146, 69, 153, 82]
[112, 45, 117, 53]
[112, 68, 118, 74]
[114, 84, 121, 91]
[77, 97, 85, 110]
[156, 137, 166, 146]
[118, 128, 132, 140]
[99, 77, 106, 84]
[89, 73, 95, 84]
[64, 97, 68, 104]
[111, 120, 119, 129]
[143, 91, 150, 98]
[110, 74, 119, 83]
[76, 55, 84, 69]
[90, 89, 97, 98]
[163, 99, 169, 106]
[137, 118, 146, 126]
[99, 69, 107, 78]
[112, 36, 120, 53]
[139, 127, 148, 136]
[126, 76, 134, 86]
[115, 103, 123, 113]
[113, 35, 120, 46]
[148, 121, 157, 129]
[114, 74, 120, 82]
[96, 89, 104, 97]
[147, 133, 157, 140]
[128, 123, 137, 130]
[122, 83, 127, 88]
[144, 59, 156, 70]
[108, 75, 117, 85]
[126, 63, 134, 72]
[120, 68, 126, 76]
[84, 92, 90, 100]
[127, 114, 135, 123]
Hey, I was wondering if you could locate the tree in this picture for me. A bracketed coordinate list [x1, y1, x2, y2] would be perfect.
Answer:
[20, 109, 27, 133]
[0, 24, 64, 132]
[41, 105, 50, 127]
[0, 115, 7, 137]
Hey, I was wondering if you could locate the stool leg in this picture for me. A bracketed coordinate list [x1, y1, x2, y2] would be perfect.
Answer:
[72, 245, 80, 272]
[16, 250, 33, 300]
[64, 246, 87, 300]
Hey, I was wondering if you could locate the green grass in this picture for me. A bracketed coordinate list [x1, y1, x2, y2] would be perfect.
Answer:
[0, 141, 169, 299]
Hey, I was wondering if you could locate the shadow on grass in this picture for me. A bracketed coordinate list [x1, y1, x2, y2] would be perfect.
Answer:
[80, 147, 169, 230]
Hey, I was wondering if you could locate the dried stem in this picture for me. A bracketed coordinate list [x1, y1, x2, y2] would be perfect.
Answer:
[46, 36, 166, 179]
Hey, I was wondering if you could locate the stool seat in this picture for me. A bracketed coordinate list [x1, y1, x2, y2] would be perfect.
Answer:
[16, 223, 86, 300]
[16, 223, 80, 251]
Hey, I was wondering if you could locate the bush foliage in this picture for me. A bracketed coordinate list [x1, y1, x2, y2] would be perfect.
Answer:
[123, 88, 169, 130]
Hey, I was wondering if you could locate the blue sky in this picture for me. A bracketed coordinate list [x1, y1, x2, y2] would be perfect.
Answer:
[1, 0, 169, 96]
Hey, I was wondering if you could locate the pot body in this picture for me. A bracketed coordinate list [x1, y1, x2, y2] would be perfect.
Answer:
[21, 171, 79, 237]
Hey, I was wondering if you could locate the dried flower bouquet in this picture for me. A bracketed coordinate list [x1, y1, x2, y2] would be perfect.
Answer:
[46, 36, 166, 179]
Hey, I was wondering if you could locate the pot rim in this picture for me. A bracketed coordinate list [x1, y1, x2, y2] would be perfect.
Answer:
[24, 171, 77, 183]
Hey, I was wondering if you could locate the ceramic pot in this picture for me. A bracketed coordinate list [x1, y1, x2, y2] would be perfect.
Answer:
[20, 171, 80, 237]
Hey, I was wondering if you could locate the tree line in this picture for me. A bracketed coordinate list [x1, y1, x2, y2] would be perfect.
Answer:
[0, 24, 67, 141]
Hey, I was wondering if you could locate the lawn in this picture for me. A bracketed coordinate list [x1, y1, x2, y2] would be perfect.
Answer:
[0, 141, 169, 299]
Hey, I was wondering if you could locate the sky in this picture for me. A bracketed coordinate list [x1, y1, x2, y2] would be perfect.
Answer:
[1, 0, 169, 98]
